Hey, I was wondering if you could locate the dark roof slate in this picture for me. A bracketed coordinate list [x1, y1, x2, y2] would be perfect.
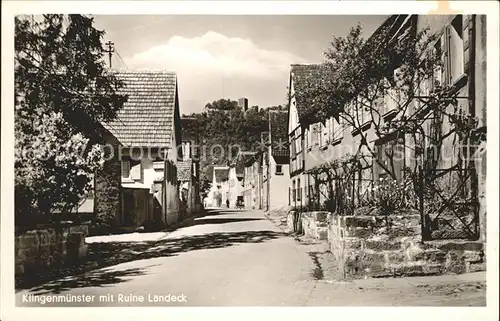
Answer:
[290, 64, 323, 119]
[269, 111, 289, 157]
[104, 70, 178, 148]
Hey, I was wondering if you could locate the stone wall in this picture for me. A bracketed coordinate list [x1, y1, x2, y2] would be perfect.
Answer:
[300, 211, 330, 240]
[285, 211, 329, 241]
[15, 224, 89, 276]
[328, 214, 485, 279]
[286, 210, 302, 234]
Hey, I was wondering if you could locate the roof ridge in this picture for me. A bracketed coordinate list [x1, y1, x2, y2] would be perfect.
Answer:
[110, 68, 177, 75]
[291, 63, 321, 67]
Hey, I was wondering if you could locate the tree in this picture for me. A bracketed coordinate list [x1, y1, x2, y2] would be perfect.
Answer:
[15, 14, 127, 222]
[183, 101, 272, 180]
[205, 98, 238, 111]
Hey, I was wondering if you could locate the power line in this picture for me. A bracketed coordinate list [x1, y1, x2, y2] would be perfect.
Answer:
[115, 48, 128, 69]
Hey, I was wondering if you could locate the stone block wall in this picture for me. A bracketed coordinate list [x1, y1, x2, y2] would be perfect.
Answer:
[301, 211, 330, 240]
[286, 210, 302, 234]
[328, 214, 486, 279]
[285, 210, 330, 241]
[15, 224, 89, 275]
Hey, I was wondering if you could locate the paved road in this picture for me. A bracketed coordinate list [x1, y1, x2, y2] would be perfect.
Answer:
[15, 209, 486, 307]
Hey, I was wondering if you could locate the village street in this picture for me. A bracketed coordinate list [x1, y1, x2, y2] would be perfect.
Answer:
[16, 209, 485, 307]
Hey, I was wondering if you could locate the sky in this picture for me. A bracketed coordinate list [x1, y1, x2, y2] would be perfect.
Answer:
[92, 15, 389, 115]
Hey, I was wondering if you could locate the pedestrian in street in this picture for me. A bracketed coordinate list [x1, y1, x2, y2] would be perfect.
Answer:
[226, 199, 230, 208]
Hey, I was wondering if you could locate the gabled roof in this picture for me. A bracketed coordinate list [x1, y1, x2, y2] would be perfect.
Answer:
[269, 111, 289, 157]
[177, 160, 192, 181]
[104, 70, 179, 148]
[289, 64, 323, 120]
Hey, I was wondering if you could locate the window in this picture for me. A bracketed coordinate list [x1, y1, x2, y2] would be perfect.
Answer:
[322, 121, 329, 145]
[357, 97, 371, 126]
[121, 160, 130, 179]
[331, 117, 343, 142]
[450, 15, 464, 82]
[292, 180, 296, 202]
[438, 15, 465, 87]
[375, 137, 405, 181]
[275, 165, 283, 175]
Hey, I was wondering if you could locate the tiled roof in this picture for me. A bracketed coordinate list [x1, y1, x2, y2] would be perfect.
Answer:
[177, 160, 192, 181]
[290, 64, 323, 119]
[104, 70, 178, 147]
[270, 111, 289, 157]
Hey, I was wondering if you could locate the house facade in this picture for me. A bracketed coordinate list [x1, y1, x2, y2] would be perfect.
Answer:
[95, 70, 183, 228]
[287, 64, 320, 210]
[243, 153, 263, 210]
[262, 111, 291, 211]
[227, 166, 244, 208]
[288, 14, 487, 242]
[177, 117, 202, 217]
[206, 166, 230, 207]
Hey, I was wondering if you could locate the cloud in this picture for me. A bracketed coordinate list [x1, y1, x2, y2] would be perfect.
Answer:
[124, 31, 308, 114]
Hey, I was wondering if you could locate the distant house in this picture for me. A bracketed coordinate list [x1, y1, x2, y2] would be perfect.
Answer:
[226, 153, 249, 208]
[262, 111, 291, 211]
[206, 166, 230, 207]
[93, 70, 183, 228]
[287, 64, 323, 209]
[177, 117, 202, 217]
[242, 152, 263, 209]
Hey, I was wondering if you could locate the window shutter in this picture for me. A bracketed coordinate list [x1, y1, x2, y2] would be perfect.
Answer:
[130, 162, 142, 180]
[463, 15, 472, 73]
[121, 161, 130, 178]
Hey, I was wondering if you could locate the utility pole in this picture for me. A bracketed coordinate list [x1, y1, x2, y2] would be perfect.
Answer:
[103, 40, 115, 68]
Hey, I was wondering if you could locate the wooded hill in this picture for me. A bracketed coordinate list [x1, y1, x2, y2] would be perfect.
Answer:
[182, 99, 287, 185]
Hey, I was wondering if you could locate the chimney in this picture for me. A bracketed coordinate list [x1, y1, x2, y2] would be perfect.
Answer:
[238, 97, 248, 111]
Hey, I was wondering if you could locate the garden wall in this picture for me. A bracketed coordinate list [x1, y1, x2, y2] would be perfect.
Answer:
[328, 213, 485, 279]
[285, 210, 330, 241]
[285, 209, 485, 279]
[15, 224, 89, 276]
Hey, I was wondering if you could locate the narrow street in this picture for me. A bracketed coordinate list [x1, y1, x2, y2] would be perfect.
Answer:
[16, 209, 486, 307]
